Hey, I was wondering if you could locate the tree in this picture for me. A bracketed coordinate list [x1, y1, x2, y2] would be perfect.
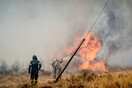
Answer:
[0, 60, 8, 74]
[11, 60, 21, 73]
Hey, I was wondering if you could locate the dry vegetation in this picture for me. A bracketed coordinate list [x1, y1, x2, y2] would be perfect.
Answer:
[39, 71, 132, 88]
[1, 70, 132, 88]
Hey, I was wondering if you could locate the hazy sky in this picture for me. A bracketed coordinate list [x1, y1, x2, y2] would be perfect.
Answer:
[0, 0, 132, 67]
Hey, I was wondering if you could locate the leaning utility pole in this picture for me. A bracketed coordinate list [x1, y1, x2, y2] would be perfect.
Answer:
[54, 38, 85, 83]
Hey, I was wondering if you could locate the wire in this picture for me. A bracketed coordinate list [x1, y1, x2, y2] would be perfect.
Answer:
[85, 0, 109, 39]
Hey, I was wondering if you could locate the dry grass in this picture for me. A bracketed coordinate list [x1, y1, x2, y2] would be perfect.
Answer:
[41, 71, 132, 88]
[0, 74, 29, 88]
[0, 71, 132, 88]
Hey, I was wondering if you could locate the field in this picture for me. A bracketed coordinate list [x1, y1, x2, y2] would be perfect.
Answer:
[0, 70, 132, 88]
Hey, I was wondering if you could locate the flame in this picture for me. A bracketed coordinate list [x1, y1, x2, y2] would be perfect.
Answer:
[59, 31, 108, 72]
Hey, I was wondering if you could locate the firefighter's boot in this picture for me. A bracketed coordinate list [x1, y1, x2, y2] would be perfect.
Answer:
[31, 79, 34, 86]
[35, 80, 37, 85]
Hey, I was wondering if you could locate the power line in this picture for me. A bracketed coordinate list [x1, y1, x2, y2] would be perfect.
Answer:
[85, 0, 109, 38]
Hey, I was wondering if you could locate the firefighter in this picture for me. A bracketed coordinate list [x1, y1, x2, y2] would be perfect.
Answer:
[28, 55, 42, 85]
[52, 58, 63, 79]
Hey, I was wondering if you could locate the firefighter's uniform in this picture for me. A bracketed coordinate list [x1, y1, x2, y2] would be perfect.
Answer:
[52, 58, 62, 79]
[28, 55, 42, 84]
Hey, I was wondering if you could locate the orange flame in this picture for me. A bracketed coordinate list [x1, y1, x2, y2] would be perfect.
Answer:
[59, 31, 108, 72]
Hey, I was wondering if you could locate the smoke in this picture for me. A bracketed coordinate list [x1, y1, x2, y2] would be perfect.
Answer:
[0, 0, 105, 66]
[0, 0, 131, 70]
[97, 0, 132, 67]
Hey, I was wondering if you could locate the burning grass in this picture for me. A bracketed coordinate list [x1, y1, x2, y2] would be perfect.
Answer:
[59, 32, 108, 72]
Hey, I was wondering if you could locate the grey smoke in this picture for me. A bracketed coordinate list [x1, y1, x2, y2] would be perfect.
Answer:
[0, 0, 105, 66]
[97, 0, 132, 67]
[0, 0, 131, 69]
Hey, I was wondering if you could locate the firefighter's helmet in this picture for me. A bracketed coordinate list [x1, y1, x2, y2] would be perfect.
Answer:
[32, 55, 37, 60]
[54, 58, 58, 61]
